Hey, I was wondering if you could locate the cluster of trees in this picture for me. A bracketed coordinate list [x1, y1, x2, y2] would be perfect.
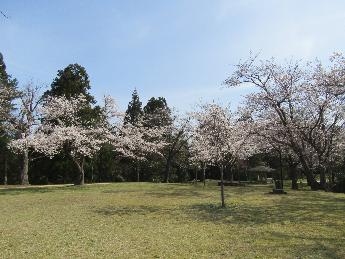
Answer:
[0, 56, 190, 185]
[225, 53, 345, 192]
[1, 52, 345, 196]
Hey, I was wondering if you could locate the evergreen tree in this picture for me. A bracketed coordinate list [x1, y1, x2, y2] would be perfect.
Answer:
[40, 64, 102, 184]
[124, 89, 142, 125]
[0, 52, 18, 185]
[44, 63, 101, 125]
[142, 97, 176, 181]
[143, 97, 172, 127]
[45, 63, 94, 103]
[0, 52, 18, 125]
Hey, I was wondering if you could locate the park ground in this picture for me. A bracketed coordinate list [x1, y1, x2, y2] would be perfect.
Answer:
[0, 182, 344, 258]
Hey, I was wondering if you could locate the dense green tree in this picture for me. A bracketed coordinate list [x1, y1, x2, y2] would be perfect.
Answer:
[45, 64, 94, 102]
[124, 89, 142, 125]
[0, 52, 18, 126]
[0, 52, 18, 184]
[44, 63, 101, 125]
[40, 64, 102, 184]
[143, 97, 172, 127]
[143, 97, 190, 182]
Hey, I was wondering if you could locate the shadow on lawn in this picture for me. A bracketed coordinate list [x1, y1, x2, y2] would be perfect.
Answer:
[266, 232, 344, 259]
[144, 189, 208, 198]
[102, 189, 141, 194]
[0, 187, 54, 195]
[184, 192, 345, 226]
[94, 205, 163, 216]
[0, 184, 87, 196]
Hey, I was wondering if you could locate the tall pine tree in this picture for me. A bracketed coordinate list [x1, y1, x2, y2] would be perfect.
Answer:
[143, 97, 172, 127]
[124, 89, 142, 125]
[45, 64, 94, 102]
[37, 64, 101, 185]
[0, 52, 18, 125]
[0, 52, 19, 184]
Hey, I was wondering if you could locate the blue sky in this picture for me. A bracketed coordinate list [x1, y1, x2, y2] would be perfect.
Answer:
[2, 0, 345, 111]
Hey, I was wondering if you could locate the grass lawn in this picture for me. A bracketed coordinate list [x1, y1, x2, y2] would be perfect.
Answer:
[0, 182, 344, 258]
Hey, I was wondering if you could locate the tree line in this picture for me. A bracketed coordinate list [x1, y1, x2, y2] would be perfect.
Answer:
[1, 52, 345, 195]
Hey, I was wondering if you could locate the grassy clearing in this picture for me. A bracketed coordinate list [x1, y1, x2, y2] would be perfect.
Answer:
[0, 182, 344, 258]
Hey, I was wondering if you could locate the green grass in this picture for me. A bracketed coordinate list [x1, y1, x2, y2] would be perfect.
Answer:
[0, 182, 344, 258]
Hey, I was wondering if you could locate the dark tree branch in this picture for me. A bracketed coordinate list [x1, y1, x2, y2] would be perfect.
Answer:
[1, 11, 10, 19]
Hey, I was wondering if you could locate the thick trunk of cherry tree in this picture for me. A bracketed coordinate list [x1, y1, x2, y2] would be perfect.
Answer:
[3, 154, 7, 185]
[237, 164, 241, 184]
[305, 170, 321, 190]
[73, 157, 85, 185]
[319, 167, 326, 189]
[287, 156, 298, 190]
[136, 160, 140, 182]
[331, 170, 335, 184]
[203, 164, 206, 187]
[194, 168, 198, 184]
[220, 165, 225, 208]
[164, 156, 172, 183]
[296, 153, 322, 190]
[289, 166, 298, 190]
[291, 172, 298, 190]
[1, 152, 8, 185]
[20, 149, 29, 185]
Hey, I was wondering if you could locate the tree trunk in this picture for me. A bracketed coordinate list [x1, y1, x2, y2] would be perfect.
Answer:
[136, 160, 140, 182]
[91, 160, 94, 183]
[291, 171, 298, 190]
[237, 164, 241, 184]
[220, 165, 225, 208]
[244, 168, 248, 182]
[294, 149, 322, 191]
[20, 149, 29, 185]
[287, 156, 298, 190]
[319, 167, 326, 189]
[279, 151, 284, 189]
[73, 157, 85, 185]
[331, 170, 335, 184]
[230, 167, 234, 183]
[297, 154, 321, 190]
[304, 170, 321, 190]
[307, 178, 310, 186]
[203, 164, 206, 187]
[290, 167, 298, 190]
[195, 168, 198, 184]
[1, 151, 8, 185]
[3, 153, 7, 185]
[164, 157, 172, 183]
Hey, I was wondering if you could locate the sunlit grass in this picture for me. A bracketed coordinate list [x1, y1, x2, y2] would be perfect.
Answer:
[0, 182, 344, 258]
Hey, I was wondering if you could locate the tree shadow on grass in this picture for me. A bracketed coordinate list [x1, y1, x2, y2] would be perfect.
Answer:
[225, 184, 271, 194]
[102, 190, 140, 194]
[266, 231, 345, 259]
[0, 187, 54, 196]
[144, 189, 208, 198]
[0, 184, 87, 195]
[94, 205, 163, 216]
[184, 192, 345, 226]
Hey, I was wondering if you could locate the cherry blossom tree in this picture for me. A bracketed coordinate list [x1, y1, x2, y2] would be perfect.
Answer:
[10, 93, 167, 185]
[8, 83, 42, 184]
[161, 114, 191, 183]
[10, 94, 110, 185]
[109, 118, 167, 182]
[190, 103, 255, 207]
[225, 53, 345, 190]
